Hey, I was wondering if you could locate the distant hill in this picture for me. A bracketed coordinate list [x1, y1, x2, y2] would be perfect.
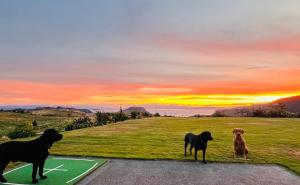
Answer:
[32, 106, 92, 114]
[0, 105, 40, 110]
[123, 107, 150, 114]
[0, 106, 92, 115]
[215, 95, 300, 117]
[29, 107, 92, 116]
[272, 96, 300, 113]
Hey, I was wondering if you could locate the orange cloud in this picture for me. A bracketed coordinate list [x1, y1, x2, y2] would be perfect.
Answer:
[1, 79, 300, 107]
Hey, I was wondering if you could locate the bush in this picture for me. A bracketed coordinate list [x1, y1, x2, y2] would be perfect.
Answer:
[285, 112, 297, 118]
[95, 112, 112, 125]
[266, 110, 284, 117]
[8, 124, 36, 139]
[252, 109, 266, 117]
[117, 112, 128, 122]
[65, 117, 94, 131]
[154, 113, 160, 117]
[142, 112, 152, 118]
[32, 120, 38, 127]
[212, 111, 225, 117]
[130, 111, 139, 119]
[112, 108, 128, 122]
[12, 109, 26, 113]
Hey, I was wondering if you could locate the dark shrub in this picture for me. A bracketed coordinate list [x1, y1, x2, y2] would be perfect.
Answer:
[267, 110, 286, 117]
[8, 124, 36, 139]
[117, 112, 128, 122]
[112, 112, 128, 122]
[265, 103, 288, 117]
[142, 112, 152, 117]
[154, 113, 160, 117]
[112, 108, 128, 122]
[13, 109, 26, 113]
[252, 109, 266, 117]
[95, 112, 111, 125]
[32, 120, 38, 127]
[130, 111, 139, 119]
[65, 117, 93, 131]
[212, 111, 225, 117]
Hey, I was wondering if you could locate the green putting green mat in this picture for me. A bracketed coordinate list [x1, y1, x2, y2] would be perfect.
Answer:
[1, 156, 106, 185]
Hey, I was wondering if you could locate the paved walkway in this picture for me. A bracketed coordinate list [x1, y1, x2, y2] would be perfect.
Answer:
[78, 159, 300, 185]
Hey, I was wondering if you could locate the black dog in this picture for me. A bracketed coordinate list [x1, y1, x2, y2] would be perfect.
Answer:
[184, 131, 213, 163]
[0, 129, 63, 184]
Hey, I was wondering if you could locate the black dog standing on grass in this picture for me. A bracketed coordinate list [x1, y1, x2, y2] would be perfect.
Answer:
[0, 129, 63, 184]
[184, 131, 213, 163]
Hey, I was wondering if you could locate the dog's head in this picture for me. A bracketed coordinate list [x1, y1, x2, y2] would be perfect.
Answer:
[233, 128, 244, 138]
[200, 131, 213, 141]
[40, 129, 63, 147]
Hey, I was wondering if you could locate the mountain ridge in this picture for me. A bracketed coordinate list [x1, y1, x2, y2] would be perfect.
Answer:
[215, 95, 300, 116]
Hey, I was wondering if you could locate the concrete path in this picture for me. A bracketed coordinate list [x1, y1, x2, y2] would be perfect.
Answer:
[78, 159, 300, 185]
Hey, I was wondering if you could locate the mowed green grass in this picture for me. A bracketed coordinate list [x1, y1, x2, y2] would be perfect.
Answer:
[50, 117, 300, 175]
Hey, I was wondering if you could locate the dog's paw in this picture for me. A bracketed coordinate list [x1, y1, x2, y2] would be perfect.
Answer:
[202, 161, 207, 164]
[32, 179, 38, 184]
[40, 175, 47, 179]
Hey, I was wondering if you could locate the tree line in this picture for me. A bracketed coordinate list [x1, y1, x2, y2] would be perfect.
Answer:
[212, 103, 300, 118]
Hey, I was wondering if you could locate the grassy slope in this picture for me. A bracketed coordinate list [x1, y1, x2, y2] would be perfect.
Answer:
[50, 117, 300, 175]
[0, 111, 80, 137]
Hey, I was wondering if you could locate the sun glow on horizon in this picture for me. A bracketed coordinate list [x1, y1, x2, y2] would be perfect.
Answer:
[82, 93, 300, 107]
[1, 79, 299, 108]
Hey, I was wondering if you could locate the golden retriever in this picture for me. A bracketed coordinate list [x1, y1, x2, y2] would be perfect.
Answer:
[233, 128, 248, 159]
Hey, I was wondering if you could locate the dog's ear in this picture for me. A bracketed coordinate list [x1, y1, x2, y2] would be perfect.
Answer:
[233, 128, 244, 134]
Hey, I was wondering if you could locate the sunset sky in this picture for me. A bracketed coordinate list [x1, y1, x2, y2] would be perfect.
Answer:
[1, 0, 300, 111]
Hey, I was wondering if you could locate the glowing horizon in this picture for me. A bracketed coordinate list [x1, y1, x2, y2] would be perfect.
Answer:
[1, 1, 300, 108]
[1, 79, 299, 107]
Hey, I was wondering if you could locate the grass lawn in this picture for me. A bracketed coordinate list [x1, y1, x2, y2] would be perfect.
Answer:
[49, 117, 300, 175]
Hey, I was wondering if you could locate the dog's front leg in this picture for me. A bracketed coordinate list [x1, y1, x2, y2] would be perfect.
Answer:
[202, 149, 207, 164]
[194, 149, 198, 161]
[39, 160, 47, 180]
[243, 149, 247, 160]
[184, 142, 187, 157]
[0, 159, 9, 182]
[32, 163, 39, 184]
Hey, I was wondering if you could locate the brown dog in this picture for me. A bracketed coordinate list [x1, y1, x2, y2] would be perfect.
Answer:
[233, 128, 248, 159]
